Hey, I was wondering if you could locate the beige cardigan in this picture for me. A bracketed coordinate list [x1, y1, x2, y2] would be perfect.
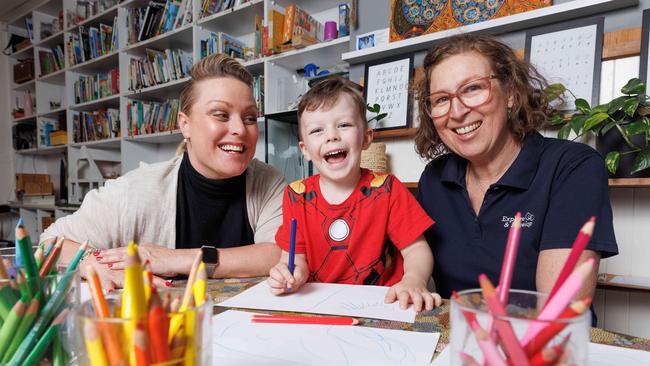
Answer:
[40, 156, 285, 249]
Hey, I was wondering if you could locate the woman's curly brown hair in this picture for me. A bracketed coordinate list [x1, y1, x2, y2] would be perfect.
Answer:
[414, 34, 553, 161]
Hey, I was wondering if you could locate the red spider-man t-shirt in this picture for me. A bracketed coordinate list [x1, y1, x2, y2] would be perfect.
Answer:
[276, 169, 434, 286]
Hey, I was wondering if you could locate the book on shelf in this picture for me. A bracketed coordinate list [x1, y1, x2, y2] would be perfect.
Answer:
[282, 4, 322, 48]
[127, 98, 180, 136]
[38, 46, 64, 76]
[200, 32, 248, 61]
[73, 68, 119, 104]
[128, 48, 192, 91]
[19, 195, 55, 206]
[200, 0, 237, 18]
[72, 108, 120, 143]
[265, 7, 284, 55]
[253, 75, 264, 116]
[127, 0, 190, 45]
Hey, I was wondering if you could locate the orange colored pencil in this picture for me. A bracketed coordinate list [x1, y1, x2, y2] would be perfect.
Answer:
[523, 298, 591, 357]
[39, 237, 63, 278]
[133, 321, 150, 366]
[86, 266, 125, 366]
[170, 324, 187, 363]
[479, 274, 530, 366]
[148, 289, 171, 364]
[252, 314, 361, 326]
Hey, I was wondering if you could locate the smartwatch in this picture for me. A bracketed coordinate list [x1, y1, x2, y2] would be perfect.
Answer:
[200, 245, 219, 276]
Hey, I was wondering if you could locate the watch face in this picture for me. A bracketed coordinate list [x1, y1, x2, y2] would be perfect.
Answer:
[202, 246, 218, 264]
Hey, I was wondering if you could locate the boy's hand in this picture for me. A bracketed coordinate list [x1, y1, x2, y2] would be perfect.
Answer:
[384, 274, 442, 312]
[267, 253, 308, 295]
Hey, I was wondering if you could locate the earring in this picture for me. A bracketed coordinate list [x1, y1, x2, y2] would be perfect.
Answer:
[183, 138, 188, 143]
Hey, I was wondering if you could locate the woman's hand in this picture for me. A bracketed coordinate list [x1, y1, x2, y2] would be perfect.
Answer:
[384, 274, 442, 312]
[267, 252, 308, 295]
[96, 243, 181, 278]
[79, 252, 169, 291]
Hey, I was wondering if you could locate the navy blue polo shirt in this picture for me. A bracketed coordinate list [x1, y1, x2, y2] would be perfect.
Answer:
[418, 131, 618, 299]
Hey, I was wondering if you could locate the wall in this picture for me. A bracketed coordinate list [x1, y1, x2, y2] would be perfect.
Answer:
[0, 29, 13, 204]
[350, 0, 650, 338]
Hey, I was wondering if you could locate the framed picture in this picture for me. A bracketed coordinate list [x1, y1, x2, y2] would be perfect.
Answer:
[356, 28, 389, 51]
[525, 17, 604, 110]
[639, 9, 650, 87]
[363, 54, 413, 131]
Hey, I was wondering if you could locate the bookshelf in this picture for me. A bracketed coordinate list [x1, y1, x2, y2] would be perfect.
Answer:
[4, 0, 353, 240]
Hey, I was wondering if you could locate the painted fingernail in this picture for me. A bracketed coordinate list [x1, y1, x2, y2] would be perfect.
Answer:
[107, 263, 112, 268]
[165, 280, 173, 287]
[92, 251, 100, 256]
[107, 289, 114, 294]
[96, 256, 103, 261]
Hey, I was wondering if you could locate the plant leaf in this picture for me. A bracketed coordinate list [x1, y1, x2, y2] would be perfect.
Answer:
[574, 98, 591, 113]
[569, 115, 587, 135]
[623, 98, 640, 117]
[607, 96, 629, 113]
[376, 113, 388, 121]
[625, 119, 650, 136]
[558, 124, 573, 140]
[605, 151, 620, 175]
[621, 78, 646, 95]
[583, 112, 610, 132]
[548, 113, 566, 126]
[544, 83, 566, 101]
[631, 148, 650, 174]
[593, 103, 609, 113]
[600, 120, 619, 135]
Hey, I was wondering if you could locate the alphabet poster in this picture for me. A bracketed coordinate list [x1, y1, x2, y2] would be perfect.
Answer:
[364, 56, 412, 130]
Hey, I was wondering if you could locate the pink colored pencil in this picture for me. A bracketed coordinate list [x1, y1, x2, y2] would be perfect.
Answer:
[479, 274, 530, 366]
[251, 314, 361, 326]
[547, 217, 595, 301]
[497, 212, 522, 305]
[453, 292, 505, 366]
[459, 352, 480, 366]
[520, 258, 594, 345]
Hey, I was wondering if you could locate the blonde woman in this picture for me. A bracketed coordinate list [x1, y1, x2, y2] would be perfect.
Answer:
[41, 54, 284, 290]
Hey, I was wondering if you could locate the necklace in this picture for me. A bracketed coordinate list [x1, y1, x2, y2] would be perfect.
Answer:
[466, 152, 519, 193]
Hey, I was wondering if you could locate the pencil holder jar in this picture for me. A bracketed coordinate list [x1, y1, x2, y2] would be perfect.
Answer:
[450, 289, 590, 366]
[67, 289, 213, 366]
[0, 267, 80, 365]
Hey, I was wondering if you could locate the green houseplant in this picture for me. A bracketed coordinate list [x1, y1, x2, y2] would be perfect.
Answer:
[547, 78, 650, 177]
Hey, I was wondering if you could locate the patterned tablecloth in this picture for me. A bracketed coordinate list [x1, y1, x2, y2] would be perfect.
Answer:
[202, 277, 650, 360]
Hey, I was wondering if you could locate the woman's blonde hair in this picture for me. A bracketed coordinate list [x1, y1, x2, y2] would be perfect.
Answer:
[176, 54, 253, 155]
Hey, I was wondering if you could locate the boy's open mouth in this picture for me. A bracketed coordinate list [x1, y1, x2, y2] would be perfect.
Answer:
[324, 149, 348, 163]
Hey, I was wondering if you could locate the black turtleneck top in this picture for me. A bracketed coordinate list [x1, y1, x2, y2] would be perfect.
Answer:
[175, 153, 254, 249]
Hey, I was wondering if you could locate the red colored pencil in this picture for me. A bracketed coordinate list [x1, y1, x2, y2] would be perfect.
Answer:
[251, 314, 361, 326]
[497, 212, 522, 305]
[529, 334, 570, 366]
[523, 298, 591, 357]
[479, 274, 530, 366]
[547, 217, 595, 301]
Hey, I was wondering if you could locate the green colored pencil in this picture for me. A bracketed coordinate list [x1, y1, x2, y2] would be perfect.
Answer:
[16, 219, 41, 297]
[1, 298, 39, 363]
[7, 242, 87, 366]
[22, 309, 68, 366]
[0, 285, 19, 320]
[0, 297, 27, 360]
[52, 330, 64, 366]
[16, 271, 32, 300]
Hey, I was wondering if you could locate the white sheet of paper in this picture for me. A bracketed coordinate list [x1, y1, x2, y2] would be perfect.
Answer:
[212, 310, 440, 366]
[217, 282, 417, 323]
[608, 275, 650, 289]
[588, 342, 650, 366]
[429, 343, 650, 366]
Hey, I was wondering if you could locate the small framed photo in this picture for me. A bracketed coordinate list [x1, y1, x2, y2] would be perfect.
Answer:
[356, 28, 389, 51]
[639, 9, 650, 87]
[363, 54, 413, 131]
[525, 17, 604, 110]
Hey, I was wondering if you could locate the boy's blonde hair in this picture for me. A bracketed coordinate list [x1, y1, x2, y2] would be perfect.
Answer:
[297, 77, 368, 140]
[177, 54, 254, 154]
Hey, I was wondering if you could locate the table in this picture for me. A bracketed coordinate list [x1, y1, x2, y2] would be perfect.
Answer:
[204, 277, 650, 360]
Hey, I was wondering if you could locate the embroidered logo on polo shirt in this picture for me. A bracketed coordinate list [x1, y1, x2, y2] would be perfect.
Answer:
[502, 212, 535, 228]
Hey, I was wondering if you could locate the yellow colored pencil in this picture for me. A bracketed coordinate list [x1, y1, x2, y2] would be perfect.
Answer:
[192, 262, 207, 307]
[84, 318, 109, 366]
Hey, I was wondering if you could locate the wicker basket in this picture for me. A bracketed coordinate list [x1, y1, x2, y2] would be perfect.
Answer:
[361, 142, 388, 173]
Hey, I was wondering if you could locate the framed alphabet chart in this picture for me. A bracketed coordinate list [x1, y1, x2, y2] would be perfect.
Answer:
[525, 17, 604, 111]
[363, 54, 413, 131]
[639, 9, 650, 87]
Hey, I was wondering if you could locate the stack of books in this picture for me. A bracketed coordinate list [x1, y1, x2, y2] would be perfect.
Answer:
[127, 48, 192, 91]
[72, 108, 120, 143]
[200, 0, 251, 18]
[73, 68, 119, 104]
[127, 98, 180, 136]
[38, 45, 65, 76]
[125, 0, 193, 45]
[67, 21, 118, 66]
[200, 32, 247, 60]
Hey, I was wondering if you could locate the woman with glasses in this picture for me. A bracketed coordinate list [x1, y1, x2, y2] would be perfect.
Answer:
[414, 34, 618, 303]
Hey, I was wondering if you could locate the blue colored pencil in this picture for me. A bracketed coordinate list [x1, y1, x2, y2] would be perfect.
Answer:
[288, 218, 297, 275]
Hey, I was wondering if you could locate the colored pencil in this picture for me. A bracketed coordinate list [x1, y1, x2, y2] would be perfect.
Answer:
[251, 314, 361, 326]
[288, 218, 297, 274]
[460, 351, 480, 366]
[39, 237, 63, 278]
[170, 323, 187, 361]
[529, 334, 570, 366]
[169, 251, 201, 343]
[142, 260, 153, 304]
[497, 212, 521, 305]
[133, 321, 150, 366]
[147, 289, 170, 364]
[479, 274, 530, 366]
[2, 298, 40, 363]
[22, 309, 68, 366]
[523, 298, 591, 357]
[7, 242, 87, 366]
[520, 258, 594, 346]
[0, 297, 27, 360]
[83, 318, 109, 366]
[0, 284, 19, 321]
[15, 220, 40, 296]
[453, 292, 505, 366]
[192, 262, 207, 306]
[547, 217, 595, 301]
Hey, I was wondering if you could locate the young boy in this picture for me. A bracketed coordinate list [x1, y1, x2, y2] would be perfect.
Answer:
[269, 77, 442, 312]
